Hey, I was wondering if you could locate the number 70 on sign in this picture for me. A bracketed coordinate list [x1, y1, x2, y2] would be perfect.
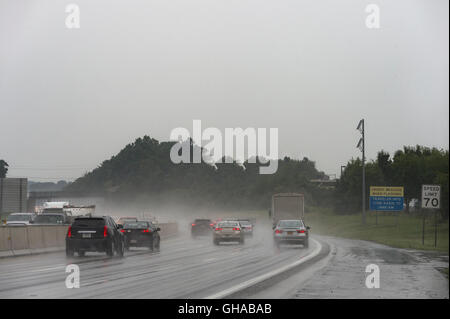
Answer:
[421, 185, 440, 209]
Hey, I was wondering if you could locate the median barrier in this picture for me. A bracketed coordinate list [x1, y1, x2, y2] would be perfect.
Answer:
[0, 227, 10, 251]
[10, 226, 29, 251]
[0, 222, 178, 257]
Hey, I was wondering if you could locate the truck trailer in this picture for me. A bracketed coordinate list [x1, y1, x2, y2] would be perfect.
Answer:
[271, 193, 305, 226]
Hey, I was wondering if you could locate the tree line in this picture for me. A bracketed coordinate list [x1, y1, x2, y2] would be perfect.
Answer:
[4, 137, 448, 219]
[335, 146, 449, 218]
[65, 136, 329, 210]
[0, 159, 8, 178]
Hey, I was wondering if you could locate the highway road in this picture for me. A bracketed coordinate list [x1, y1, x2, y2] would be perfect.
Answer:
[0, 223, 448, 299]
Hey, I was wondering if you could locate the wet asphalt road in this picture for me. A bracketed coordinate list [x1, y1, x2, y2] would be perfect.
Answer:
[0, 224, 315, 298]
[244, 235, 449, 299]
[0, 228, 447, 299]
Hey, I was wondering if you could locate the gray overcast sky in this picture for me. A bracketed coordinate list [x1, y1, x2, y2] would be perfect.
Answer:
[1, 0, 448, 181]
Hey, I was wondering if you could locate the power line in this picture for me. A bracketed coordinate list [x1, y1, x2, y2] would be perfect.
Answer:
[8, 176, 79, 180]
[9, 167, 89, 171]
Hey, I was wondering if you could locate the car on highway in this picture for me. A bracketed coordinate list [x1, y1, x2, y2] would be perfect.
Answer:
[273, 219, 310, 248]
[210, 218, 224, 229]
[213, 220, 244, 245]
[238, 220, 254, 236]
[32, 212, 72, 225]
[117, 216, 138, 225]
[6, 213, 37, 226]
[65, 216, 125, 257]
[121, 220, 161, 251]
[191, 218, 213, 238]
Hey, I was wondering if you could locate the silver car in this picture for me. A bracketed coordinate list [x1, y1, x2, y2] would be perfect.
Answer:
[239, 220, 254, 236]
[213, 221, 245, 245]
[273, 219, 310, 248]
[6, 213, 36, 226]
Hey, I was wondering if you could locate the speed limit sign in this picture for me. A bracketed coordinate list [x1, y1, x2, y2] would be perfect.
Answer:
[422, 185, 441, 209]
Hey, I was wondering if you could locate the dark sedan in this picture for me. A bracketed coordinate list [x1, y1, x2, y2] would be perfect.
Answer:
[121, 221, 161, 251]
[191, 219, 213, 238]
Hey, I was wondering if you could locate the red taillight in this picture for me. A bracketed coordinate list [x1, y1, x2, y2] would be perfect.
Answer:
[67, 226, 72, 238]
[233, 227, 240, 231]
[120, 229, 126, 233]
[191, 223, 196, 226]
[142, 229, 150, 233]
[297, 229, 306, 233]
[103, 226, 108, 237]
[275, 229, 283, 234]
[215, 227, 223, 231]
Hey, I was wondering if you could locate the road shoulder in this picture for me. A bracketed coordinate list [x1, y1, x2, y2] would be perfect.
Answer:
[292, 235, 449, 299]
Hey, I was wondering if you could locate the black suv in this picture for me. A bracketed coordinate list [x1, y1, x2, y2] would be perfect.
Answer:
[191, 219, 213, 238]
[66, 216, 125, 257]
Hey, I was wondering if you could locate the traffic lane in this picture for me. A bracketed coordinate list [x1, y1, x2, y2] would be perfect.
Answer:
[0, 233, 208, 295]
[0, 228, 312, 298]
[0, 243, 170, 296]
[224, 237, 329, 299]
[289, 235, 449, 299]
[0, 226, 314, 298]
[60, 232, 314, 298]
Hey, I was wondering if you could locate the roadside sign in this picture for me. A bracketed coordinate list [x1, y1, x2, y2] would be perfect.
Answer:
[421, 185, 441, 248]
[421, 185, 440, 209]
[369, 186, 404, 211]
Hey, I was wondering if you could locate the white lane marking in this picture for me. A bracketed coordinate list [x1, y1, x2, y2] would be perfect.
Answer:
[83, 280, 108, 286]
[29, 265, 66, 273]
[204, 238, 322, 299]
[203, 258, 218, 263]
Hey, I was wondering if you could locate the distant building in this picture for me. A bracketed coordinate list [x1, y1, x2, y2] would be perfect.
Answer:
[0, 178, 27, 213]
[309, 175, 337, 189]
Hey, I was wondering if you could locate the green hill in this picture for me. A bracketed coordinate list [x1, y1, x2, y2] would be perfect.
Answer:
[66, 135, 329, 209]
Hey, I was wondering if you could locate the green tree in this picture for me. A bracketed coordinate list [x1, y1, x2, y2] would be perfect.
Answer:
[391, 146, 448, 215]
[334, 158, 385, 214]
[66, 136, 330, 210]
[0, 159, 8, 178]
[377, 150, 393, 184]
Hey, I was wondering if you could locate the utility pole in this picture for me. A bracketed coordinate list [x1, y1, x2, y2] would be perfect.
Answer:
[357, 119, 366, 225]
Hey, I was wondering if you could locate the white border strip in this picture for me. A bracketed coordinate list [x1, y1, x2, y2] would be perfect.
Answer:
[204, 238, 322, 299]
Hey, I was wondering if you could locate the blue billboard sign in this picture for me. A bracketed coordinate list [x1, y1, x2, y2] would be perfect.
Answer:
[369, 186, 404, 211]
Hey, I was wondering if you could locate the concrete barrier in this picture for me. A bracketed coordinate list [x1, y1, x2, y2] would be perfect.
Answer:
[10, 226, 29, 251]
[41, 225, 61, 248]
[0, 222, 178, 258]
[0, 227, 10, 251]
[27, 226, 46, 250]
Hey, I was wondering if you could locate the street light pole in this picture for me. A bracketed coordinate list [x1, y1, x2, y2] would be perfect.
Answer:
[362, 121, 366, 225]
[357, 119, 366, 225]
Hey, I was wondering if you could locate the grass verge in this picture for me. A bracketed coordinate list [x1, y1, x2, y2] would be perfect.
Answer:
[437, 268, 449, 279]
[305, 207, 449, 253]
